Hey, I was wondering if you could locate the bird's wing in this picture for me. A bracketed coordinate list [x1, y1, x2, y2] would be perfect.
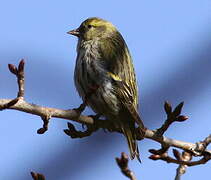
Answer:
[108, 72, 144, 128]
[100, 32, 138, 107]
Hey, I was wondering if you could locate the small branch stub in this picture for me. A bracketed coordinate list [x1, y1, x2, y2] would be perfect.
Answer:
[0, 98, 19, 110]
[37, 116, 51, 134]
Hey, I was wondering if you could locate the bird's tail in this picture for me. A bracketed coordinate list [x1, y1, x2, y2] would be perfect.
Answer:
[121, 123, 141, 163]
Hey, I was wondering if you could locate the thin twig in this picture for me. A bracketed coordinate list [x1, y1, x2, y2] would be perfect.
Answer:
[194, 134, 211, 155]
[116, 152, 137, 180]
[0, 98, 19, 110]
[64, 122, 99, 138]
[149, 149, 211, 166]
[8, 59, 25, 98]
[149, 144, 170, 155]
[155, 102, 188, 136]
[37, 116, 51, 134]
[0, 60, 26, 111]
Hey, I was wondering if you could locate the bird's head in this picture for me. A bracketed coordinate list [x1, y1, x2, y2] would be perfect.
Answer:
[67, 17, 117, 41]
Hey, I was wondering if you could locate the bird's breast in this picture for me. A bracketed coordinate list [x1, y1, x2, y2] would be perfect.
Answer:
[74, 41, 120, 116]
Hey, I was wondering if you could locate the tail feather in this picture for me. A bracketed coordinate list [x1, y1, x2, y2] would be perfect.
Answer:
[121, 124, 141, 163]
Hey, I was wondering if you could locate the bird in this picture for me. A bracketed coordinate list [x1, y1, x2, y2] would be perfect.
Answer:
[67, 17, 145, 161]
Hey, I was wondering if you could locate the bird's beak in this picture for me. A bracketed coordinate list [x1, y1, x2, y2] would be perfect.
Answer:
[67, 28, 80, 37]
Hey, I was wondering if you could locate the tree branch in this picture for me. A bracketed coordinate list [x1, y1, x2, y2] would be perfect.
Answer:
[0, 98, 211, 155]
[1, 59, 211, 179]
[116, 152, 137, 180]
[0, 97, 209, 153]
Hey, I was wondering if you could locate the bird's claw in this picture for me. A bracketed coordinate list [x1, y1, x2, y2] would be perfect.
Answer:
[87, 113, 102, 129]
[73, 102, 87, 114]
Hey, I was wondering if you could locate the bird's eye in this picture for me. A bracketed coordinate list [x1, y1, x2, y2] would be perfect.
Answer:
[88, 24, 92, 29]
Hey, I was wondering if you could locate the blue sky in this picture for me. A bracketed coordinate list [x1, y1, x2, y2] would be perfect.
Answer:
[0, 0, 211, 179]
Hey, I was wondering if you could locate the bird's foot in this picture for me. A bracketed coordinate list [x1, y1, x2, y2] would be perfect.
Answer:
[87, 113, 102, 130]
[73, 102, 87, 115]
[88, 113, 102, 122]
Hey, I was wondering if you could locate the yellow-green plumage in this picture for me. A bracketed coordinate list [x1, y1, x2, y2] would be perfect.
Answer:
[68, 17, 145, 161]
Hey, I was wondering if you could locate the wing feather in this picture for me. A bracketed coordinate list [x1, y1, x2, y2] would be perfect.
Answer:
[108, 72, 144, 128]
[100, 31, 139, 108]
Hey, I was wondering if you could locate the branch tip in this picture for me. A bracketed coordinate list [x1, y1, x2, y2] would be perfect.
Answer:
[8, 64, 18, 75]
[31, 171, 45, 180]
[18, 59, 25, 72]
[149, 145, 169, 155]
[173, 102, 184, 117]
[37, 116, 50, 134]
[176, 115, 188, 122]
[164, 101, 172, 115]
